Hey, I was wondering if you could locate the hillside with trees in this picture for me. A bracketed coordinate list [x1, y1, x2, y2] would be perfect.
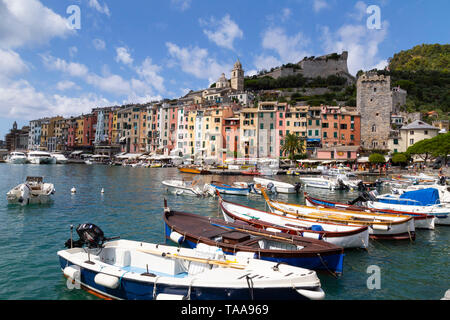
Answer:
[379, 44, 450, 118]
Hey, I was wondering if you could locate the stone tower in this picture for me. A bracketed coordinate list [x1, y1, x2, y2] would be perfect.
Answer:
[356, 72, 392, 150]
[231, 59, 244, 91]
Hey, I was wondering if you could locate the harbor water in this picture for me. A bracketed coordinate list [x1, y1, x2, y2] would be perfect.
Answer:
[0, 164, 448, 300]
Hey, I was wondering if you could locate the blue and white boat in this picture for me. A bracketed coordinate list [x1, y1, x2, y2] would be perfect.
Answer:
[369, 188, 450, 225]
[205, 181, 250, 196]
[58, 224, 325, 300]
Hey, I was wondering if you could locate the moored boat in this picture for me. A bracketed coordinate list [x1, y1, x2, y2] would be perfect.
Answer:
[162, 179, 206, 196]
[253, 177, 301, 194]
[241, 168, 261, 176]
[6, 176, 55, 205]
[262, 191, 415, 240]
[368, 188, 450, 226]
[27, 151, 56, 164]
[163, 201, 345, 274]
[5, 151, 28, 164]
[218, 193, 369, 249]
[304, 192, 436, 230]
[51, 153, 68, 164]
[299, 176, 340, 190]
[205, 181, 250, 196]
[178, 166, 210, 174]
[58, 223, 326, 300]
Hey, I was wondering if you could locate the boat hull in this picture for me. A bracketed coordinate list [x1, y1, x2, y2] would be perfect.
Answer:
[305, 195, 436, 230]
[219, 198, 369, 249]
[163, 218, 344, 274]
[162, 180, 202, 196]
[59, 257, 316, 300]
[208, 182, 250, 196]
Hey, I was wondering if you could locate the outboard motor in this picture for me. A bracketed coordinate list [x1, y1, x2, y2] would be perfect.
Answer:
[65, 223, 117, 249]
[337, 178, 349, 191]
[267, 182, 277, 195]
[439, 175, 446, 186]
[357, 180, 367, 192]
[294, 182, 302, 194]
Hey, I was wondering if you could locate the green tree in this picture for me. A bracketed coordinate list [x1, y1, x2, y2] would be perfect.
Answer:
[391, 153, 408, 166]
[281, 133, 305, 163]
[369, 153, 386, 164]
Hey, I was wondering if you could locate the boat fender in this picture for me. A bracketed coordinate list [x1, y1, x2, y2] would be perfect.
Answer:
[94, 273, 120, 289]
[63, 265, 81, 280]
[296, 287, 325, 300]
[169, 231, 185, 245]
[155, 293, 186, 300]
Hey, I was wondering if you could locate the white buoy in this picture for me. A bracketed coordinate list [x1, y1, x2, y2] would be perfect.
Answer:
[101, 188, 104, 194]
[71, 187, 76, 194]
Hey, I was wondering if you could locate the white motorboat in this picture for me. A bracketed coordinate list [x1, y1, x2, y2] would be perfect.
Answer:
[368, 189, 450, 226]
[162, 179, 206, 196]
[51, 153, 68, 164]
[299, 176, 340, 190]
[5, 152, 28, 164]
[27, 151, 56, 164]
[58, 224, 325, 300]
[253, 177, 300, 194]
[6, 176, 55, 205]
[392, 184, 450, 204]
[204, 181, 250, 196]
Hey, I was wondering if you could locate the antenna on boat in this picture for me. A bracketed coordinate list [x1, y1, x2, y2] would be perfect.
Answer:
[70, 225, 73, 249]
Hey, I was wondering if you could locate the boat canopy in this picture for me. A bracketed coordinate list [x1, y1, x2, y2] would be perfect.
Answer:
[379, 188, 441, 206]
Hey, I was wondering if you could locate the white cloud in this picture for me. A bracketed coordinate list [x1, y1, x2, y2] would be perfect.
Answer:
[0, 0, 74, 50]
[115, 47, 134, 65]
[281, 8, 292, 21]
[41, 54, 89, 78]
[166, 42, 232, 84]
[88, 0, 110, 17]
[320, 20, 389, 75]
[92, 38, 106, 50]
[313, 0, 329, 12]
[171, 0, 191, 11]
[69, 46, 78, 58]
[253, 55, 282, 72]
[261, 27, 311, 64]
[0, 48, 29, 78]
[0, 77, 111, 119]
[56, 80, 79, 91]
[201, 14, 243, 50]
[136, 57, 165, 93]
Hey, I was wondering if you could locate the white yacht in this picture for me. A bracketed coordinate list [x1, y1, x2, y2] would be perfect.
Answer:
[51, 153, 68, 164]
[5, 152, 28, 164]
[7, 176, 55, 205]
[27, 151, 56, 164]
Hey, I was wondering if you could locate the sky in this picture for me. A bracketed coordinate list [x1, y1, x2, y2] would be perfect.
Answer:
[0, 0, 449, 138]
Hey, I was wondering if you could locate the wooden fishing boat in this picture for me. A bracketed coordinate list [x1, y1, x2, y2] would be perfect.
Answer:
[205, 181, 250, 196]
[241, 168, 261, 176]
[217, 193, 369, 249]
[304, 192, 436, 230]
[262, 190, 415, 241]
[178, 166, 210, 174]
[58, 223, 325, 300]
[163, 201, 345, 274]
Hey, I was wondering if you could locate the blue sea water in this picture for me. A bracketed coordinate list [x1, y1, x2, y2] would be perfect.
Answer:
[0, 164, 448, 300]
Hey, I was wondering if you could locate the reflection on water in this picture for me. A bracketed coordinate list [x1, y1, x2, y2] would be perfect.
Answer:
[0, 164, 448, 300]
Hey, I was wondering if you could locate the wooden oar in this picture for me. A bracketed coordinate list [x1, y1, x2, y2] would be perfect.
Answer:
[210, 222, 297, 243]
[136, 248, 247, 270]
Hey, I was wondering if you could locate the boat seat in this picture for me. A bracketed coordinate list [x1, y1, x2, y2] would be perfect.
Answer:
[187, 244, 224, 276]
[113, 248, 131, 267]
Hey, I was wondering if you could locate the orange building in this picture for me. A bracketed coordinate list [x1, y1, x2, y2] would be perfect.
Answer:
[320, 106, 360, 148]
